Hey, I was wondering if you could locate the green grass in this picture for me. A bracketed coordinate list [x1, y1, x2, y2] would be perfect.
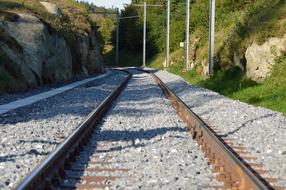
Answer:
[230, 55, 286, 115]
[197, 67, 258, 96]
[148, 53, 164, 69]
[148, 54, 286, 116]
[167, 63, 205, 85]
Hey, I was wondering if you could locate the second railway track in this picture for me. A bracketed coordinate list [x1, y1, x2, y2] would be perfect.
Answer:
[15, 68, 279, 190]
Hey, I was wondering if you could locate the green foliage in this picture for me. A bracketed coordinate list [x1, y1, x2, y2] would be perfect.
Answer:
[99, 18, 115, 45]
[148, 53, 165, 69]
[104, 48, 142, 67]
[119, 5, 144, 52]
[119, 0, 186, 57]
[118, 0, 285, 71]
[116, 0, 286, 115]
[0, 0, 92, 34]
[168, 64, 205, 85]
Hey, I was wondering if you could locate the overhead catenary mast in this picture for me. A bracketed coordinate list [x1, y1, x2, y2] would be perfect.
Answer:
[143, 2, 147, 68]
[209, 0, 215, 75]
[166, 0, 170, 68]
[185, 0, 190, 70]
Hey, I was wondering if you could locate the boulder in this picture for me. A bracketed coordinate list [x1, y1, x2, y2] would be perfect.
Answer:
[245, 34, 286, 83]
[40, 2, 63, 17]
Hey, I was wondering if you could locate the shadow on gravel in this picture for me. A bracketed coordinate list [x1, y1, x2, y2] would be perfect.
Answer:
[52, 71, 193, 187]
[18, 139, 58, 145]
[162, 79, 278, 138]
[96, 127, 185, 146]
[0, 139, 57, 162]
[59, 126, 187, 188]
[0, 149, 50, 162]
[219, 113, 276, 137]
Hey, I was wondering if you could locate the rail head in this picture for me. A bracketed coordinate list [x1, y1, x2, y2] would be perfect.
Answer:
[15, 70, 132, 190]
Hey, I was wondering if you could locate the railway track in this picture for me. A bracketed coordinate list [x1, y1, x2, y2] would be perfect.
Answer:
[15, 68, 276, 190]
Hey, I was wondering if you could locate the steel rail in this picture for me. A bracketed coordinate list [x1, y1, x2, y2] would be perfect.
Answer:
[135, 68, 272, 190]
[15, 69, 132, 190]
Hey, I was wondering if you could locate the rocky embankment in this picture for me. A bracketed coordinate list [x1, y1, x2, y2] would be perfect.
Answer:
[0, 2, 104, 93]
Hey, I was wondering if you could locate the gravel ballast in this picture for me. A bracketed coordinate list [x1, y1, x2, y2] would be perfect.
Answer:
[0, 70, 128, 189]
[155, 70, 286, 187]
[0, 73, 108, 106]
[62, 70, 221, 189]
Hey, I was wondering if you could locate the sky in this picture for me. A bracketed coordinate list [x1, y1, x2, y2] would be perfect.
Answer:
[84, 0, 131, 9]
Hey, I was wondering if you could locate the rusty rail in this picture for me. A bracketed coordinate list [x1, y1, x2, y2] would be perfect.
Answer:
[130, 67, 271, 190]
[15, 69, 131, 190]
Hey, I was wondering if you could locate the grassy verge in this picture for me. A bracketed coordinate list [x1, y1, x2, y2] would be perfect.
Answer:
[230, 55, 286, 115]
[148, 54, 286, 116]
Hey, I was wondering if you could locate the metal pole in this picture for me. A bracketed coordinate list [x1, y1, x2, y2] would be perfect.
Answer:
[143, 2, 147, 68]
[116, 8, 120, 66]
[209, 0, 215, 75]
[185, 0, 190, 70]
[166, 0, 170, 68]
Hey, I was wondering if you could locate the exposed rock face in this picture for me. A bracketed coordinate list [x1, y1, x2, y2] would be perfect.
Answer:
[73, 34, 90, 75]
[87, 49, 104, 73]
[0, 12, 104, 92]
[40, 2, 63, 17]
[245, 34, 286, 83]
[87, 29, 104, 73]
[72, 30, 104, 75]
[0, 12, 72, 88]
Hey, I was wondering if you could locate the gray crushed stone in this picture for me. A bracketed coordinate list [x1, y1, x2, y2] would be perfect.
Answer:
[61, 70, 222, 190]
[155, 70, 286, 187]
[0, 73, 102, 106]
[0, 70, 128, 189]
